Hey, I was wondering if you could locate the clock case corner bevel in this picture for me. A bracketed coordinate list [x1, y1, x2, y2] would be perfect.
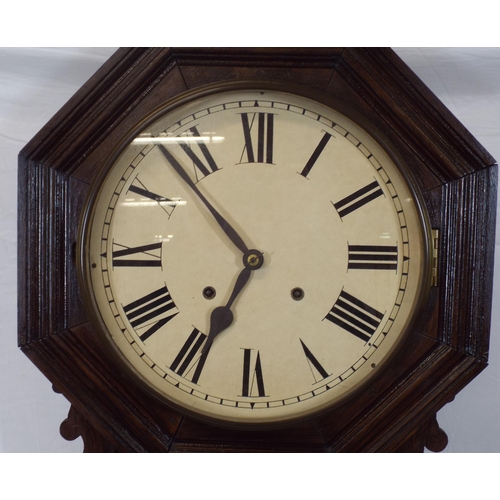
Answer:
[18, 47, 497, 452]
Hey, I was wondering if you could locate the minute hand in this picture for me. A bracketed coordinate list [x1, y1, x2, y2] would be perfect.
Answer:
[158, 144, 248, 254]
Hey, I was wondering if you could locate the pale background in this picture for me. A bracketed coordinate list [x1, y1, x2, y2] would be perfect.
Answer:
[1, 47, 499, 453]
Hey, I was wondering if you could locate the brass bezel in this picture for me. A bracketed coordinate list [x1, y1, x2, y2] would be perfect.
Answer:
[78, 80, 433, 430]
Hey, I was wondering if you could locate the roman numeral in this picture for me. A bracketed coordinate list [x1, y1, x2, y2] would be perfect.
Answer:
[169, 328, 209, 384]
[111, 242, 162, 268]
[348, 245, 398, 271]
[300, 132, 333, 177]
[300, 339, 330, 382]
[325, 290, 384, 343]
[239, 111, 275, 164]
[177, 126, 219, 179]
[123, 285, 178, 342]
[333, 180, 383, 218]
[240, 349, 266, 397]
[127, 178, 178, 217]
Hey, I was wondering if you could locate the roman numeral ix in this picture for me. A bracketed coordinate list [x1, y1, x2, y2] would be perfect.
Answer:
[111, 242, 162, 268]
[348, 245, 398, 271]
[123, 285, 178, 342]
[325, 290, 384, 343]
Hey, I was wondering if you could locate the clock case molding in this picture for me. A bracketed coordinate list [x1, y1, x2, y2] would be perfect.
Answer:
[18, 48, 497, 452]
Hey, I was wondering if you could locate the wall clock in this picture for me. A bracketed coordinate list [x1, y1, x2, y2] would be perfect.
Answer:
[18, 48, 497, 451]
[79, 84, 430, 427]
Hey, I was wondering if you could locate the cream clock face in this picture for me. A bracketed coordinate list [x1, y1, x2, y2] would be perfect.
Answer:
[81, 87, 429, 426]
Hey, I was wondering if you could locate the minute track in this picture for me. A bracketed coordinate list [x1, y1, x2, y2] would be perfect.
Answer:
[86, 87, 425, 426]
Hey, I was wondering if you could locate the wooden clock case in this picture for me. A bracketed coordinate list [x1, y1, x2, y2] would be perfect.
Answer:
[18, 48, 497, 452]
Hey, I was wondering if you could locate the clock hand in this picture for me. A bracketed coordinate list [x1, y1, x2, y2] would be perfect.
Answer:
[201, 250, 264, 355]
[202, 267, 250, 355]
[157, 144, 249, 255]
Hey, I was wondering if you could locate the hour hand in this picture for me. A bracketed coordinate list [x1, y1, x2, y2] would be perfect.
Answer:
[201, 270, 248, 356]
[201, 250, 264, 354]
[157, 144, 249, 255]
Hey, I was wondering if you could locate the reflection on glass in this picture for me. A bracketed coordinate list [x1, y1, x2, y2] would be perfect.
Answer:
[122, 199, 186, 207]
[133, 136, 224, 144]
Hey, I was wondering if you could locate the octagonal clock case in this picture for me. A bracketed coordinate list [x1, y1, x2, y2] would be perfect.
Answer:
[18, 48, 497, 452]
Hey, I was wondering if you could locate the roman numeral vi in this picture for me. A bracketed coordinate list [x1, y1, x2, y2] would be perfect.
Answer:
[240, 348, 267, 397]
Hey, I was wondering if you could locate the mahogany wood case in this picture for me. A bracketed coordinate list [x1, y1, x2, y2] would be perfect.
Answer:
[18, 48, 497, 452]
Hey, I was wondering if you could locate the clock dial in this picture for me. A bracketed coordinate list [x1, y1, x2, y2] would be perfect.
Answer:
[81, 87, 429, 426]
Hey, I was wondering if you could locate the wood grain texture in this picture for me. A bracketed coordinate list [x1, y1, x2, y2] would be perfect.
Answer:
[437, 167, 497, 360]
[18, 160, 67, 345]
[18, 48, 497, 452]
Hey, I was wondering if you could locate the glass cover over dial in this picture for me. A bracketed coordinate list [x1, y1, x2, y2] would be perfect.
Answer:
[81, 88, 429, 426]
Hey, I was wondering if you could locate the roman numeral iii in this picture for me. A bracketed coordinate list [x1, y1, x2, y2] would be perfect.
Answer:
[348, 245, 398, 271]
[123, 285, 178, 342]
[239, 112, 275, 164]
[325, 290, 384, 342]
